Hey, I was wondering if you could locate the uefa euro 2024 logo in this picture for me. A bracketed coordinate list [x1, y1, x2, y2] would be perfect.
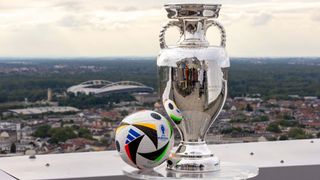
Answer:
[158, 124, 168, 141]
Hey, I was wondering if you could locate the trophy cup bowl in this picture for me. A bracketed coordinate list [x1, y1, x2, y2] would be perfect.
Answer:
[157, 3, 230, 172]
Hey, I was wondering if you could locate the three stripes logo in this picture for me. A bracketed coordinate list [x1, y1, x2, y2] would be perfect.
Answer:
[125, 129, 141, 144]
[124, 128, 144, 165]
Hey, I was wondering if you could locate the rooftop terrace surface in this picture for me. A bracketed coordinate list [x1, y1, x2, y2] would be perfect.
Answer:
[0, 139, 319, 180]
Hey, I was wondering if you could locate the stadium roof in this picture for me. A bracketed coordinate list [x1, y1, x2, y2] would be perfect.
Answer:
[67, 80, 153, 95]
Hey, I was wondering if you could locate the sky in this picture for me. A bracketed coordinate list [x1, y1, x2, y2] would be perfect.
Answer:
[0, 0, 319, 57]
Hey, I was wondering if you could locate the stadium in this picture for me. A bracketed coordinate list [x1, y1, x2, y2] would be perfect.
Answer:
[67, 80, 154, 96]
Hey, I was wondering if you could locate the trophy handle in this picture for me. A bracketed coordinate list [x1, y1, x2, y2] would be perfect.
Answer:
[159, 21, 182, 49]
[206, 20, 226, 48]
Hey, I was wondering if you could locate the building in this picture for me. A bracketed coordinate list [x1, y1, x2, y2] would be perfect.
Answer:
[134, 93, 159, 104]
[47, 88, 53, 102]
[9, 106, 80, 116]
[67, 80, 153, 96]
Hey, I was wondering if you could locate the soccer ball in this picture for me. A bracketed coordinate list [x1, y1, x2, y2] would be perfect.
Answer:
[115, 110, 174, 169]
[163, 99, 183, 124]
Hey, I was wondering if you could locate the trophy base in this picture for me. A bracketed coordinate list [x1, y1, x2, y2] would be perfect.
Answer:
[167, 141, 220, 172]
[123, 161, 259, 180]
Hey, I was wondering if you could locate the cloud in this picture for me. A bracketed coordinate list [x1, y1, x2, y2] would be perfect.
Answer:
[0, 0, 320, 57]
[251, 12, 273, 26]
[220, 12, 249, 26]
[103, 5, 158, 12]
[56, 15, 90, 28]
[311, 11, 320, 21]
[103, 5, 138, 12]
[119, 6, 139, 12]
[52, 1, 84, 11]
[56, 13, 134, 31]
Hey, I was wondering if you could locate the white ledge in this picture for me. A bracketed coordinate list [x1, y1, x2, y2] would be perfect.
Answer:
[0, 139, 319, 180]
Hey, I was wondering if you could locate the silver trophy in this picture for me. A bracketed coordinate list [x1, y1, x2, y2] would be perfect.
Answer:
[158, 4, 229, 172]
[123, 4, 258, 179]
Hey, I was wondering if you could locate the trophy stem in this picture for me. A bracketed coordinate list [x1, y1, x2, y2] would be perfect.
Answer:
[167, 141, 220, 172]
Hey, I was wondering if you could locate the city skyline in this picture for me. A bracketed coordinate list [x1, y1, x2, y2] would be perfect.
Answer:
[0, 0, 320, 57]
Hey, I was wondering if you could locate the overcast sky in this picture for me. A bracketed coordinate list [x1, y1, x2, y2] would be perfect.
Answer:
[0, 0, 319, 57]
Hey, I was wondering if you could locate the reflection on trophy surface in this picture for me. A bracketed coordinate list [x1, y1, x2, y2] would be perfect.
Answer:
[161, 58, 228, 142]
[157, 3, 230, 172]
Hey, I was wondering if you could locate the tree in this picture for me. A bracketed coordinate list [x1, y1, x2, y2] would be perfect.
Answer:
[102, 117, 113, 122]
[279, 120, 299, 127]
[78, 128, 92, 139]
[283, 114, 294, 120]
[267, 123, 281, 133]
[10, 143, 16, 153]
[288, 127, 309, 139]
[120, 110, 129, 117]
[245, 104, 253, 112]
[267, 136, 277, 141]
[252, 115, 269, 122]
[279, 135, 288, 141]
[0, 59, 320, 104]
[221, 127, 244, 136]
[59, 93, 135, 109]
[49, 127, 77, 144]
[260, 115, 269, 122]
[33, 125, 51, 138]
[100, 136, 112, 146]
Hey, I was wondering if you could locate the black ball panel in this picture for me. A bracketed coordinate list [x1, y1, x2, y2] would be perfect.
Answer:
[168, 103, 174, 110]
[151, 113, 161, 120]
[116, 140, 120, 152]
